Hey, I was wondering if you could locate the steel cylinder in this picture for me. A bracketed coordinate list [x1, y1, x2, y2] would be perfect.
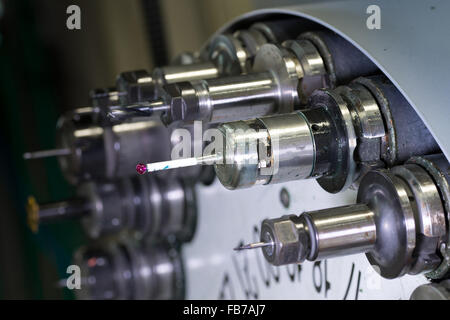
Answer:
[154, 62, 219, 87]
[304, 204, 376, 260]
[214, 112, 315, 189]
[299, 30, 378, 87]
[193, 72, 279, 123]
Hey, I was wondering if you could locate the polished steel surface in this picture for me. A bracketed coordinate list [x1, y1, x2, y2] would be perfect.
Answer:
[240, 157, 448, 281]
[306, 204, 376, 260]
[214, 1, 450, 159]
[156, 62, 219, 84]
[194, 71, 279, 123]
[214, 111, 315, 189]
[259, 112, 315, 184]
[74, 241, 182, 300]
[23, 148, 72, 160]
[214, 120, 261, 189]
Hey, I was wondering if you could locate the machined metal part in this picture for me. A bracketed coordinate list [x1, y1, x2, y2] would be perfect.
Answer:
[407, 154, 450, 279]
[28, 175, 197, 243]
[157, 33, 334, 125]
[213, 2, 450, 162]
[74, 240, 185, 300]
[25, 195, 91, 233]
[116, 70, 161, 106]
[353, 76, 440, 167]
[112, 19, 303, 110]
[238, 154, 449, 279]
[213, 75, 439, 192]
[299, 31, 378, 89]
[254, 204, 376, 266]
[80, 175, 197, 242]
[145, 38, 310, 126]
[360, 165, 445, 278]
[162, 2, 450, 299]
[410, 280, 450, 300]
[55, 113, 170, 184]
[214, 112, 315, 189]
[171, 51, 201, 66]
[202, 18, 313, 75]
[89, 87, 122, 125]
[25, 107, 217, 184]
[112, 29, 378, 126]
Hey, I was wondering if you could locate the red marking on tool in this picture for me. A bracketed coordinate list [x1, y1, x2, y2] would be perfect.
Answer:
[136, 163, 147, 175]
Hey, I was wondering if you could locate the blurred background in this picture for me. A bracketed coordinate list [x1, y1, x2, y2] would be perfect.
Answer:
[0, 0, 330, 299]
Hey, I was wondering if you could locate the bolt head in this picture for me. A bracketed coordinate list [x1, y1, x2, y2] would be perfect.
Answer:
[117, 70, 156, 105]
[161, 83, 187, 122]
[260, 215, 308, 266]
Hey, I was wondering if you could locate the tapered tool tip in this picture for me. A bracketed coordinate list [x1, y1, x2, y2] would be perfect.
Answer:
[234, 241, 273, 251]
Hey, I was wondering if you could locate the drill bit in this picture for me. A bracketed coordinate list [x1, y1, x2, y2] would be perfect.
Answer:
[234, 241, 274, 251]
[23, 148, 72, 160]
[136, 154, 221, 175]
[107, 99, 170, 121]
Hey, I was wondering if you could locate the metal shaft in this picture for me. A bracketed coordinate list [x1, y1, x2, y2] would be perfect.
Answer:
[36, 199, 91, 223]
[110, 39, 316, 125]
[303, 204, 377, 260]
[155, 62, 219, 84]
[23, 148, 71, 160]
[192, 72, 280, 123]
[242, 204, 377, 266]
[234, 241, 274, 251]
[26, 196, 91, 233]
[241, 156, 449, 280]
[74, 241, 184, 300]
[213, 76, 439, 193]
[110, 71, 281, 124]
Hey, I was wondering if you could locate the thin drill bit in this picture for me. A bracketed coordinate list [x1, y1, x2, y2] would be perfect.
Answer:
[23, 148, 72, 160]
[107, 100, 169, 120]
[234, 241, 274, 251]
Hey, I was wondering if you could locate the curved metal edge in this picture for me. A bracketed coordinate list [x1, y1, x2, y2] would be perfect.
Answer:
[203, 2, 449, 162]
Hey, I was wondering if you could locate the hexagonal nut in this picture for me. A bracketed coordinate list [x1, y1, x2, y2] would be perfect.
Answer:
[260, 215, 307, 266]
[117, 70, 155, 105]
[162, 82, 201, 124]
[162, 83, 186, 122]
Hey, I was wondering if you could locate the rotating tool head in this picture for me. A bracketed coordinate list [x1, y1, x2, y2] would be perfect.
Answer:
[238, 154, 449, 279]
[73, 240, 185, 300]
